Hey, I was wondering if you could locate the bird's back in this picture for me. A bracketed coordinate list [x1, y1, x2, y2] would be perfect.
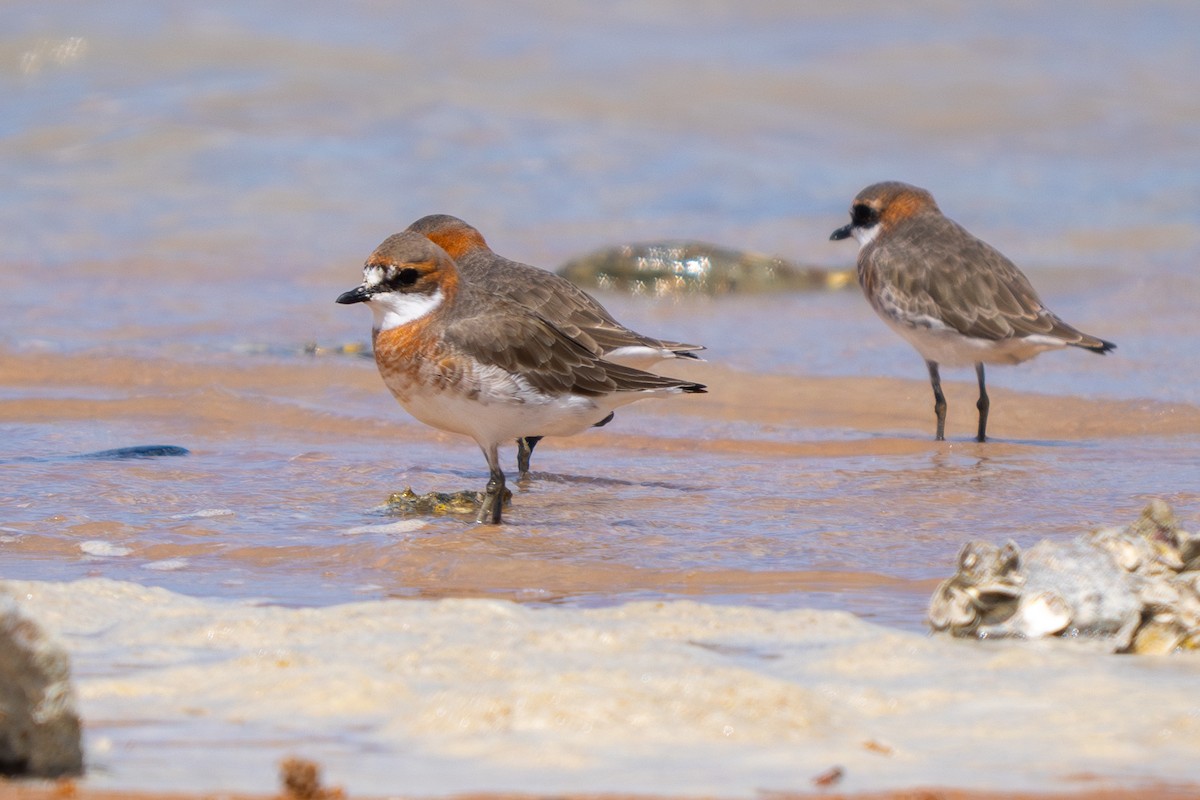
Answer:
[862, 213, 1113, 354]
[456, 247, 703, 360]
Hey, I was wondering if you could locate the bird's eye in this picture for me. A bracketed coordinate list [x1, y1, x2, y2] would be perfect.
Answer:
[851, 203, 879, 227]
[396, 267, 420, 286]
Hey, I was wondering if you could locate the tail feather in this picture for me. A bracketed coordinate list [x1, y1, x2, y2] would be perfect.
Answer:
[1076, 337, 1116, 355]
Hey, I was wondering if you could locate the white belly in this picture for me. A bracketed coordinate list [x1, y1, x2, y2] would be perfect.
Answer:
[887, 319, 1069, 368]
[382, 364, 649, 447]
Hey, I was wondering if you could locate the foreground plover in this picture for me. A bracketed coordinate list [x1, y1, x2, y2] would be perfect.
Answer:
[405, 214, 704, 474]
[337, 231, 706, 524]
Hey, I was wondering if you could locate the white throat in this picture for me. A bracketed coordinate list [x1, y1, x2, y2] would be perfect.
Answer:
[852, 225, 880, 249]
[369, 288, 444, 331]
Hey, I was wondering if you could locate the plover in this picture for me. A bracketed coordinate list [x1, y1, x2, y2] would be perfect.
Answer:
[831, 181, 1115, 441]
[336, 231, 706, 524]
[405, 214, 704, 473]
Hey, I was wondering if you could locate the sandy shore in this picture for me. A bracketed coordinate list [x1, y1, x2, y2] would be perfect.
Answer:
[4, 780, 1200, 800]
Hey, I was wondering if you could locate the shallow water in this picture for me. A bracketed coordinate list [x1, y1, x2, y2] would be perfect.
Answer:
[2, 0, 1200, 795]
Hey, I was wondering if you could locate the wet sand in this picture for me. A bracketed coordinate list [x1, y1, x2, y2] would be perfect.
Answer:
[4, 347, 1198, 617]
[5, 349, 1197, 447]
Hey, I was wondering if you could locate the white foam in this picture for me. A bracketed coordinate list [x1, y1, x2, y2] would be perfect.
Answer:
[79, 540, 131, 557]
[344, 520, 427, 535]
[5, 577, 1199, 796]
[141, 559, 189, 571]
[170, 509, 235, 520]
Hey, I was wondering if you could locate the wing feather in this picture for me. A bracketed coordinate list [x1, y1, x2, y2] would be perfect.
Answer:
[865, 216, 1100, 346]
[457, 250, 703, 357]
[442, 289, 702, 398]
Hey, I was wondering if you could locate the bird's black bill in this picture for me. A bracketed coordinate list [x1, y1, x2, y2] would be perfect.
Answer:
[829, 224, 852, 241]
[336, 285, 372, 304]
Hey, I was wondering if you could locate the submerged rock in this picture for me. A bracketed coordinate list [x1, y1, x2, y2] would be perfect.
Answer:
[231, 342, 371, 358]
[0, 592, 83, 777]
[3, 444, 189, 465]
[385, 487, 512, 517]
[558, 241, 854, 296]
[301, 342, 370, 358]
[928, 500, 1200, 654]
[68, 445, 189, 460]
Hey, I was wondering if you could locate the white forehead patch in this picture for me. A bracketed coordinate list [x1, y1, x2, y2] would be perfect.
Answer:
[363, 264, 386, 287]
[369, 287, 444, 332]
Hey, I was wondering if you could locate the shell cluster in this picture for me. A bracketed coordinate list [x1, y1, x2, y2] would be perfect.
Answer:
[386, 487, 511, 517]
[928, 500, 1200, 654]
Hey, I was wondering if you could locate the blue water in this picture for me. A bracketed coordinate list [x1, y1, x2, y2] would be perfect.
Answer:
[4, 2, 1197, 265]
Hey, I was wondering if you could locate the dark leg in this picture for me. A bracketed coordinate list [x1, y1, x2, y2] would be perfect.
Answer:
[926, 360, 947, 441]
[515, 436, 542, 478]
[975, 363, 989, 443]
[477, 443, 506, 525]
[517, 413, 612, 477]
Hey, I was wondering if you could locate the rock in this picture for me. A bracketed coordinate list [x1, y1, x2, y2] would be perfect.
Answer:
[0, 592, 83, 777]
[280, 756, 342, 800]
[558, 241, 854, 296]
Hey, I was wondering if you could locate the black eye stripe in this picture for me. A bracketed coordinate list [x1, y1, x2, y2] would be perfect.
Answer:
[851, 203, 880, 227]
[395, 267, 420, 287]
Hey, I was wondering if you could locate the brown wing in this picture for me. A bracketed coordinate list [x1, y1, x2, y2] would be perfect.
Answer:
[867, 216, 1108, 347]
[456, 250, 704, 357]
[443, 289, 705, 398]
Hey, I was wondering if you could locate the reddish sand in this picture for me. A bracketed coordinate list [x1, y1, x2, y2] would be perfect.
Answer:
[3, 351, 1197, 445]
